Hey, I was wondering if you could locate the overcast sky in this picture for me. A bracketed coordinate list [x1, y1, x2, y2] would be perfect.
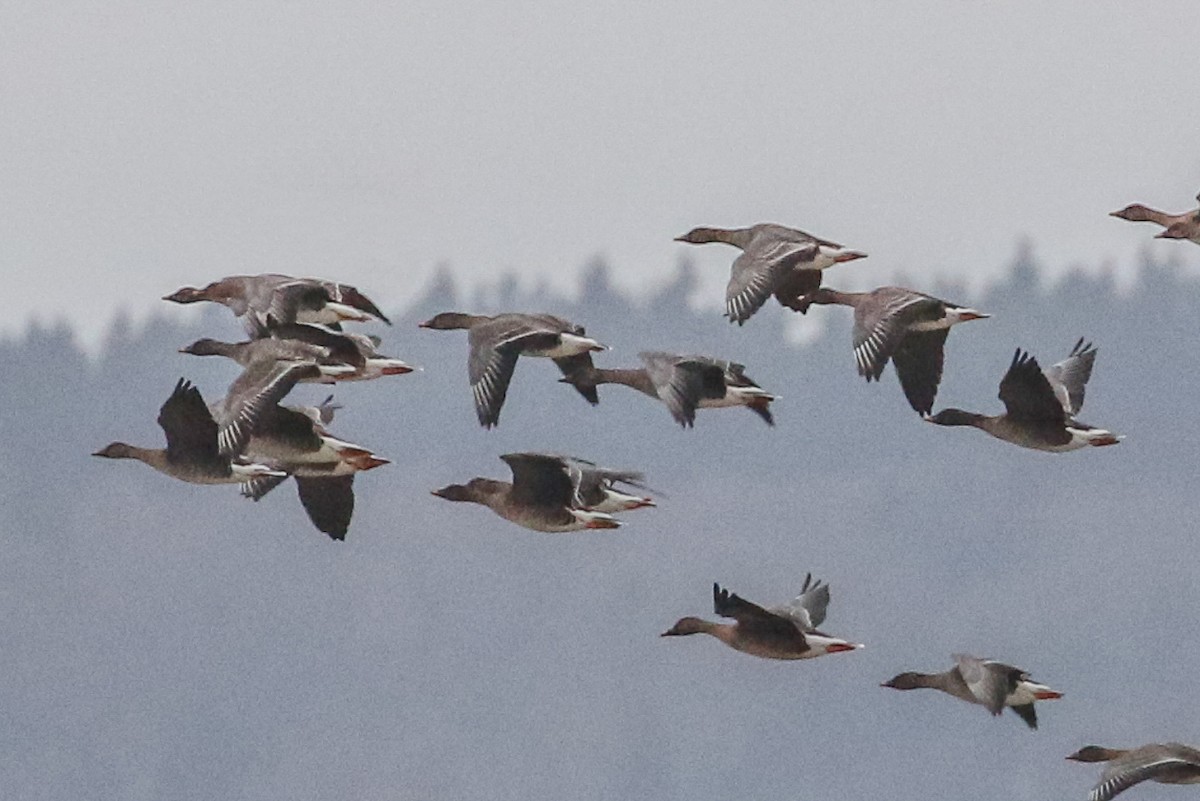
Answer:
[3, 1, 1199, 346]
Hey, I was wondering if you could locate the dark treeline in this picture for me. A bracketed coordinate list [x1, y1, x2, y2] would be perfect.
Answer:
[2, 246, 1198, 800]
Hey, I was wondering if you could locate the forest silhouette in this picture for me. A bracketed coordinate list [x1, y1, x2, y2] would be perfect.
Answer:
[2, 245, 1198, 800]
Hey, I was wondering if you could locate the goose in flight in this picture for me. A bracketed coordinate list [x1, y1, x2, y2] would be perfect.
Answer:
[882, 653, 1062, 729]
[237, 396, 389, 541]
[419, 311, 606, 428]
[431, 452, 622, 532]
[675, 223, 867, 324]
[559, 351, 776, 427]
[1111, 192, 1200, 245]
[925, 338, 1121, 451]
[1067, 743, 1200, 801]
[164, 274, 390, 335]
[661, 575, 862, 660]
[798, 285, 988, 416]
[92, 379, 284, 485]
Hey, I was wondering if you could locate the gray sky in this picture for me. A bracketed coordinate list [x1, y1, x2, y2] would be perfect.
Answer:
[3, 1, 1199, 346]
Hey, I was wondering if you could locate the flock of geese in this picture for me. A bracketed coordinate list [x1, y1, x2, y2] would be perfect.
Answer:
[90, 192, 1200, 800]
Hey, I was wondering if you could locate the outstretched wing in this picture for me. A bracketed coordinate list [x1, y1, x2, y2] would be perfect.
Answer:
[954, 654, 1021, 715]
[891, 329, 950, 416]
[296, 475, 355, 541]
[771, 573, 830, 631]
[852, 289, 939, 381]
[466, 319, 561, 428]
[998, 350, 1066, 422]
[218, 360, 322, 455]
[157, 379, 222, 466]
[554, 353, 599, 405]
[501, 452, 576, 508]
[713, 583, 780, 623]
[1009, 703, 1038, 730]
[561, 456, 649, 507]
[714, 583, 809, 647]
[1042, 337, 1096, 415]
[1091, 752, 1200, 801]
[725, 240, 818, 325]
[323, 281, 390, 325]
[640, 352, 726, 428]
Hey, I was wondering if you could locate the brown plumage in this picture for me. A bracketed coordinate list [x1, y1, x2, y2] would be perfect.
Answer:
[674, 223, 867, 324]
[1111, 194, 1200, 245]
[798, 286, 988, 415]
[92, 379, 284, 485]
[661, 577, 862, 660]
[419, 312, 605, 428]
[164, 274, 390, 336]
[1068, 743, 1200, 801]
[926, 340, 1121, 452]
[431, 453, 621, 532]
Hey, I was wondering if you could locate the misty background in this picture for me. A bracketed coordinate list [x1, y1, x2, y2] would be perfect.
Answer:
[2, 245, 1198, 799]
[5, 1, 1200, 798]
[3, 1, 1200, 348]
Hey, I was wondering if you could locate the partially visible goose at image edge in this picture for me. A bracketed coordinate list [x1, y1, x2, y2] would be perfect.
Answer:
[431, 452, 623, 532]
[674, 222, 867, 324]
[796, 285, 988, 416]
[925, 338, 1122, 452]
[661, 575, 862, 660]
[1110, 192, 1200, 245]
[419, 311, 606, 428]
[559, 350, 776, 428]
[1068, 743, 1200, 801]
[882, 653, 1063, 729]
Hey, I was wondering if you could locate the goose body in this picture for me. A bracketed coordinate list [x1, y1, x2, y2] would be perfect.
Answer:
[238, 402, 389, 541]
[926, 339, 1121, 452]
[181, 323, 414, 383]
[559, 351, 776, 427]
[92, 379, 283, 485]
[432, 452, 623, 532]
[164, 274, 390, 336]
[675, 223, 867, 324]
[800, 286, 988, 415]
[662, 576, 862, 660]
[1111, 194, 1200, 245]
[1068, 743, 1200, 801]
[882, 653, 1062, 729]
[182, 349, 388, 540]
[419, 311, 606, 428]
